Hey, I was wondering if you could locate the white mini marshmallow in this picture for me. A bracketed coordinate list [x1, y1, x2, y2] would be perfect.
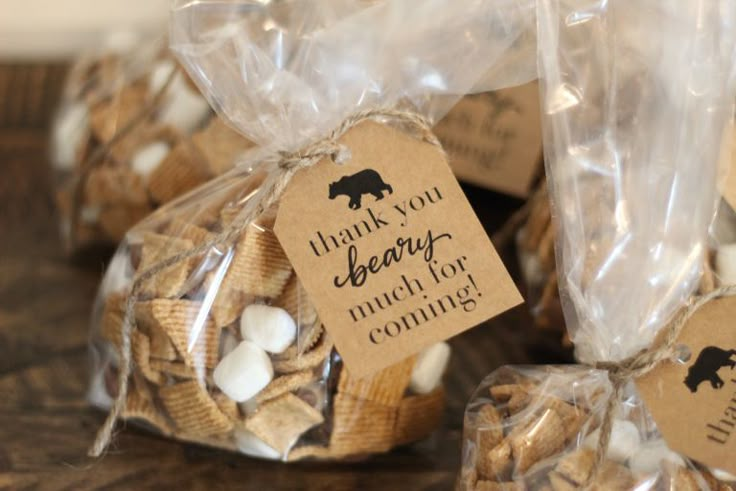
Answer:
[149, 60, 210, 133]
[716, 243, 736, 286]
[409, 342, 451, 394]
[160, 87, 210, 133]
[518, 247, 545, 286]
[234, 429, 281, 460]
[240, 304, 297, 354]
[213, 340, 273, 402]
[131, 141, 170, 179]
[149, 59, 177, 95]
[628, 439, 685, 475]
[101, 252, 134, 295]
[52, 102, 88, 170]
[584, 419, 640, 463]
[712, 468, 736, 482]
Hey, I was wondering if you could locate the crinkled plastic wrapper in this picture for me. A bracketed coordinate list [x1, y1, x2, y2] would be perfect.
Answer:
[88, 0, 537, 460]
[51, 35, 253, 254]
[461, 0, 736, 489]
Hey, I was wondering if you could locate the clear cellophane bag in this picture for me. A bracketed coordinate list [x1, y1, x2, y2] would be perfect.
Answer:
[460, 0, 736, 489]
[88, 0, 537, 461]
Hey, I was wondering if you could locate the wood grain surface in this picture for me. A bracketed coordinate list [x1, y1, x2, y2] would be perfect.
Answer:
[0, 63, 572, 491]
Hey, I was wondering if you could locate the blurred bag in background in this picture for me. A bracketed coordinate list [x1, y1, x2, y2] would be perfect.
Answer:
[51, 35, 253, 254]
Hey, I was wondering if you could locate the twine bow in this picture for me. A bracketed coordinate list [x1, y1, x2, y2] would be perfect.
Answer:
[89, 106, 441, 457]
[582, 282, 736, 487]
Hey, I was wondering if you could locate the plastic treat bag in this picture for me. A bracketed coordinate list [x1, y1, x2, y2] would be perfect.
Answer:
[87, 0, 537, 461]
[512, 111, 735, 354]
[460, 1, 736, 489]
[51, 35, 253, 254]
[507, 119, 735, 354]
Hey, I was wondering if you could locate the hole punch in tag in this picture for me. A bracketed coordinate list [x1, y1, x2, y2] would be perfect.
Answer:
[274, 121, 523, 377]
[637, 296, 736, 475]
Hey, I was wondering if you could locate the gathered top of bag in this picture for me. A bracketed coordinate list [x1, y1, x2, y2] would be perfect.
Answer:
[540, 0, 736, 363]
[169, 0, 537, 152]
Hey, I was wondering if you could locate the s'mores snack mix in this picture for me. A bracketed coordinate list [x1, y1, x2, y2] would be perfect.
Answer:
[51, 36, 253, 253]
[460, 2, 736, 490]
[86, 0, 541, 461]
[89, 170, 448, 460]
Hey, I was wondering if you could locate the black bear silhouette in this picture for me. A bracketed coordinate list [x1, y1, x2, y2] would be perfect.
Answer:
[684, 346, 736, 392]
[328, 169, 393, 210]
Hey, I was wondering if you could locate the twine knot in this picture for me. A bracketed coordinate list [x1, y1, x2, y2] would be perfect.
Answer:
[277, 140, 351, 171]
[581, 283, 736, 488]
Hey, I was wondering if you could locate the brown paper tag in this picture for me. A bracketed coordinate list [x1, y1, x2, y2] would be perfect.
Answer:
[274, 121, 523, 377]
[637, 296, 736, 474]
[433, 82, 542, 197]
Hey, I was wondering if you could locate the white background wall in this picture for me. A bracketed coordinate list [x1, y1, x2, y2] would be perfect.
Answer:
[0, 0, 168, 59]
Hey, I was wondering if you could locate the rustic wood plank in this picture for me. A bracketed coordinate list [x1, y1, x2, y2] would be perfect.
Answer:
[0, 63, 66, 129]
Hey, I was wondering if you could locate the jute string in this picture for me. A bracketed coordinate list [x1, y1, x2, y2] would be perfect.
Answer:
[582, 282, 736, 487]
[88, 107, 441, 457]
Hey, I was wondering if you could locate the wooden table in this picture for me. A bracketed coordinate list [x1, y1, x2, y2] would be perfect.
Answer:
[0, 63, 571, 491]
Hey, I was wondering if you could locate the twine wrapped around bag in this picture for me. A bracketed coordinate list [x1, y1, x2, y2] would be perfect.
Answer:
[583, 283, 736, 488]
[458, 0, 735, 487]
[89, 107, 442, 457]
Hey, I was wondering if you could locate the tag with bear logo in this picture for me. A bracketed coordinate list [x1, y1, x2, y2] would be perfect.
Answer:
[636, 296, 736, 474]
[274, 120, 522, 377]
